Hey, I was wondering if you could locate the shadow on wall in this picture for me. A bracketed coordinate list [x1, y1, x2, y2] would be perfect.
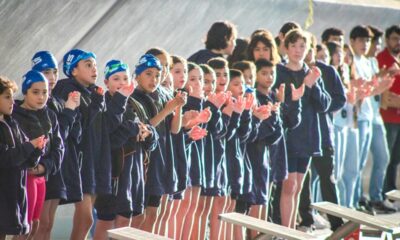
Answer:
[1, 0, 399, 87]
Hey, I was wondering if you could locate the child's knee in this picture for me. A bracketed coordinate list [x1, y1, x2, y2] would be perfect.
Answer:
[282, 180, 297, 195]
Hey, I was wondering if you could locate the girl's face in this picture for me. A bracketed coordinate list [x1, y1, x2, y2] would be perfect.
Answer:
[156, 54, 170, 83]
[161, 72, 174, 92]
[72, 58, 98, 87]
[214, 67, 229, 93]
[286, 38, 308, 64]
[203, 73, 216, 97]
[42, 68, 59, 91]
[171, 62, 187, 90]
[256, 66, 275, 90]
[243, 68, 255, 87]
[136, 68, 161, 93]
[186, 68, 204, 98]
[224, 35, 237, 55]
[23, 81, 48, 110]
[344, 47, 354, 65]
[0, 88, 14, 116]
[253, 41, 271, 61]
[351, 37, 371, 56]
[316, 48, 330, 64]
[105, 71, 130, 96]
[228, 76, 244, 99]
[331, 47, 344, 66]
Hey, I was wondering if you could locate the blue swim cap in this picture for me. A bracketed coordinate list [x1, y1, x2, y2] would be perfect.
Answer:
[21, 70, 48, 94]
[31, 51, 57, 72]
[63, 49, 96, 78]
[104, 59, 130, 79]
[135, 54, 162, 76]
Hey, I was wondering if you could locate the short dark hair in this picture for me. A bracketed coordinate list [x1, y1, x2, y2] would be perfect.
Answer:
[368, 25, 383, 42]
[0, 76, 17, 95]
[171, 55, 187, 69]
[255, 59, 274, 72]
[279, 21, 301, 36]
[284, 29, 309, 49]
[350, 25, 373, 40]
[207, 57, 229, 69]
[229, 69, 243, 80]
[199, 64, 215, 75]
[205, 21, 237, 50]
[146, 47, 171, 66]
[187, 62, 201, 73]
[321, 27, 344, 43]
[232, 60, 256, 74]
[227, 37, 249, 67]
[248, 31, 281, 65]
[385, 25, 400, 39]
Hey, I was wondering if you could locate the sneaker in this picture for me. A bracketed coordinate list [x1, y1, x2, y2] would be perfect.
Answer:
[358, 199, 376, 215]
[297, 225, 313, 234]
[313, 213, 330, 229]
[356, 205, 376, 215]
[370, 200, 396, 214]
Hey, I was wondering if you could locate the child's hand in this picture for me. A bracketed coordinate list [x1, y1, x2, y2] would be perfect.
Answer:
[65, 91, 81, 110]
[244, 93, 256, 110]
[182, 110, 200, 128]
[252, 104, 271, 121]
[222, 97, 234, 116]
[95, 86, 105, 96]
[304, 66, 321, 88]
[137, 122, 152, 141]
[271, 102, 281, 113]
[28, 164, 45, 175]
[291, 83, 305, 101]
[207, 92, 227, 109]
[198, 107, 212, 124]
[275, 83, 285, 103]
[118, 83, 135, 97]
[232, 96, 246, 114]
[189, 126, 208, 141]
[174, 90, 188, 108]
[30, 135, 46, 149]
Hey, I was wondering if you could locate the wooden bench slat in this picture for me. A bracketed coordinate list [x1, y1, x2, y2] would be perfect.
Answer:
[311, 202, 400, 234]
[108, 227, 173, 240]
[219, 212, 317, 240]
[386, 190, 400, 202]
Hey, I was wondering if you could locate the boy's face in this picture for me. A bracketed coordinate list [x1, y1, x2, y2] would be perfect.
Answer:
[136, 68, 161, 93]
[203, 73, 216, 97]
[0, 88, 14, 116]
[328, 35, 344, 47]
[286, 38, 308, 64]
[214, 67, 229, 93]
[256, 66, 275, 89]
[253, 41, 271, 61]
[368, 37, 383, 57]
[186, 68, 204, 97]
[351, 37, 371, 56]
[243, 68, 255, 87]
[228, 76, 244, 98]
[42, 68, 59, 91]
[386, 32, 400, 55]
[23, 81, 48, 110]
[161, 72, 173, 92]
[72, 58, 98, 87]
[104, 71, 130, 96]
[171, 62, 187, 90]
[156, 54, 170, 83]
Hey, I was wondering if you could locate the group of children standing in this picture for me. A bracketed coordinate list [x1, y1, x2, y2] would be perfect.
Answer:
[0, 20, 399, 240]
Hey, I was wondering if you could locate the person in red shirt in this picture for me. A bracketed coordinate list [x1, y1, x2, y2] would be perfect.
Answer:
[376, 25, 400, 199]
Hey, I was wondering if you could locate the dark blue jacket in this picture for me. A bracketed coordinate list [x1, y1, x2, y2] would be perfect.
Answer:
[203, 100, 230, 190]
[188, 49, 223, 64]
[0, 115, 42, 235]
[226, 109, 252, 195]
[274, 63, 331, 158]
[132, 87, 178, 196]
[315, 61, 346, 152]
[12, 102, 65, 179]
[52, 78, 127, 195]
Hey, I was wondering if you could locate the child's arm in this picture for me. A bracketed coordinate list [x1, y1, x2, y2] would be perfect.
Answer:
[323, 67, 347, 113]
[142, 124, 159, 152]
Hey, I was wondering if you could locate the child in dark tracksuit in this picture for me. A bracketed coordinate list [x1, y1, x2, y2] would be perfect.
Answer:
[93, 60, 158, 239]
[273, 29, 331, 229]
[12, 70, 64, 239]
[0, 76, 45, 239]
[52, 49, 128, 239]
